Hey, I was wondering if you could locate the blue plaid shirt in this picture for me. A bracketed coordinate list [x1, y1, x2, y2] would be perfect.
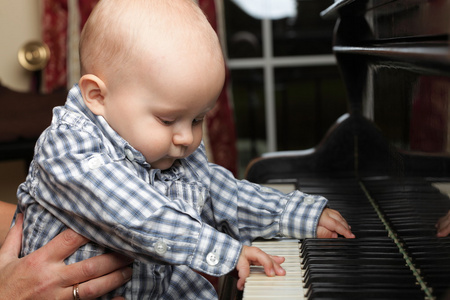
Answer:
[17, 85, 327, 299]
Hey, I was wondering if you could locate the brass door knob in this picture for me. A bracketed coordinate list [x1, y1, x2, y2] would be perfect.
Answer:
[18, 41, 51, 71]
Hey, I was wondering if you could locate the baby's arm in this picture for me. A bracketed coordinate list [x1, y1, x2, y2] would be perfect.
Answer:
[317, 207, 355, 238]
[235, 245, 286, 290]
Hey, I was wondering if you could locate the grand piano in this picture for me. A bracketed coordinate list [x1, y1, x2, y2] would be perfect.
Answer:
[239, 0, 450, 299]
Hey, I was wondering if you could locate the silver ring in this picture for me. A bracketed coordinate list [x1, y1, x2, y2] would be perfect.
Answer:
[73, 283, 81, 300]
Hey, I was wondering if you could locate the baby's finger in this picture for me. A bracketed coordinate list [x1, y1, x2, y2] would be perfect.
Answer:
[269, 255, 286, 276]
[269, 255, 285, 264]
[333, 221, 355, 238]
[325, 210, 354, 238]
[245, 247, 282, 277]
[317, 226, 337, 239]
[328, 209, 350, 228]
[236, 264, 250, 290]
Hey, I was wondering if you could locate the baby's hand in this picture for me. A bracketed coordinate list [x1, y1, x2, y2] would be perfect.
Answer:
[317, 208, 355, 238]
[235, 245, 285, 290]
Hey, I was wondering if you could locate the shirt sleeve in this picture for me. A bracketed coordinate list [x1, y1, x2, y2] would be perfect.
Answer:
[205, 163, 328, 244]
[22, 125, 241, 277]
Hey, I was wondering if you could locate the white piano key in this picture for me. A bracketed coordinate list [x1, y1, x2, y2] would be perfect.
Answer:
[243, 239, 305, 300]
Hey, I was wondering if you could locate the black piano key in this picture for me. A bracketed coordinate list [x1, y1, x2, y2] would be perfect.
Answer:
[301, 245, 399, 253]
[303, 272, 419, 287]
[288, 177, 450, 300]
[302, 267, 414, 282]
[305, 286, 425, 300]
[300, 238, 398, 249]
[302, 255, 409, 267]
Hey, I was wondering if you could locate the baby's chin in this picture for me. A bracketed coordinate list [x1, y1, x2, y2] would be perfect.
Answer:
[150, 157, 178, 170]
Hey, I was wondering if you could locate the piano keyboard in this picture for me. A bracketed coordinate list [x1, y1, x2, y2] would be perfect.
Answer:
[239, 0, 450, 298]
[243, 239, 305, 299]
[242, 177, 450, 300]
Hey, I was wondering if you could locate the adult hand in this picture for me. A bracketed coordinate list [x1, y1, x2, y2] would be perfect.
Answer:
[0, 213, 132, 300]
[436, 210, 450, 237]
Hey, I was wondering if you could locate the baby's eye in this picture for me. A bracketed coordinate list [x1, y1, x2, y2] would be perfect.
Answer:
[159, 118, 175, 125]
[192, 118, 204, 125]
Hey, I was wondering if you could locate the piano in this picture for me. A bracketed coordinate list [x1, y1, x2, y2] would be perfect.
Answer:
[238, 0, 450, 299]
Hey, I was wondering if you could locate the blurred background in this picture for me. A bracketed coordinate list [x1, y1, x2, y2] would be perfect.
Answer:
[0, 0, 346, 203]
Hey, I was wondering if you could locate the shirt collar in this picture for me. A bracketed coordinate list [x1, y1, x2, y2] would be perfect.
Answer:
[66, 84, 147, 164]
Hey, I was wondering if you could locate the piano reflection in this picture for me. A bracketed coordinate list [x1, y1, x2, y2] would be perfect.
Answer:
[239, 0, 450, 299]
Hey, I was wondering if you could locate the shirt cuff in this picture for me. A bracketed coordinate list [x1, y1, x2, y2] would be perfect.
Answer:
[279, 191, 328, 239]
[188, 223, 242, 276]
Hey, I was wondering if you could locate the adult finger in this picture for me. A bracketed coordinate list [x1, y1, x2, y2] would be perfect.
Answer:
[65, 267, 132, 300]
[35, 228, 89, 262]
[0, 213, 23, 259]
[437, 213, 450, 237]
[437, 227, 450, 237]
[61, 252, 133, 286]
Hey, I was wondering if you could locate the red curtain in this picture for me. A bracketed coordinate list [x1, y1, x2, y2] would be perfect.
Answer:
[78, 0, 99, 28]
[199, 0, 238, 175]
[42, 0, 98, 93]
[42, 0, 68, 93]
[42, 0, 237, 174]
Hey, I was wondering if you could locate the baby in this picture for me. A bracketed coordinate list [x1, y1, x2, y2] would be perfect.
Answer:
[17, 0, 354, 299]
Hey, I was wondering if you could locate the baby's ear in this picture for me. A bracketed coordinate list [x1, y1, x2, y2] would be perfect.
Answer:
[79, 74, 107, 116]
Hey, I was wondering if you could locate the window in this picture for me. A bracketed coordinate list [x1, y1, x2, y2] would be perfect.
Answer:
[224, 0, 347, 177]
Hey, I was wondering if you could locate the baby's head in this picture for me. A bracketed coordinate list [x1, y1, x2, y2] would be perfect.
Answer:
[79, 0, 225, 169]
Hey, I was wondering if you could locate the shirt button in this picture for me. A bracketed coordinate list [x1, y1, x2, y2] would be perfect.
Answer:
[125, 149, 135, 161]
[304, 196, 316, 204]
[206, 252, 219, 266]
[198, 194, 204, 207]
[154, 241, 167, 254]
[88, 156, 104, 169]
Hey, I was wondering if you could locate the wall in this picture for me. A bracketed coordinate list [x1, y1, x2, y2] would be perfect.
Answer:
[0, 0, 41, 203]
[0, 0, 41, 91]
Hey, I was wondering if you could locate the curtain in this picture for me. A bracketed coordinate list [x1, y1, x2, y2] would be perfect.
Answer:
[42, 0, 68, 93]
[42, 0, 98, 92]
[199, 0, 238, 176]
[41, 0, 237, 175]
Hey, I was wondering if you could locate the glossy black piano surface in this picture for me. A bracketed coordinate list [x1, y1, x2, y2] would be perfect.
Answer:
[242, 0, 450, 299]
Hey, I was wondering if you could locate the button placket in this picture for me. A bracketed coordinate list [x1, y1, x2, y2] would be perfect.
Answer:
[197, 193, 205, 213]
[125, 148, 135, 161]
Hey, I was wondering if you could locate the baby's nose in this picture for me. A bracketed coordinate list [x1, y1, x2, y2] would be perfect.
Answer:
[173, 127, 194, 146]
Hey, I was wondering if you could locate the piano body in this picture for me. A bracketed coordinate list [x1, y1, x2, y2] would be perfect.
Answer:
[240, 0, 450, 299]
